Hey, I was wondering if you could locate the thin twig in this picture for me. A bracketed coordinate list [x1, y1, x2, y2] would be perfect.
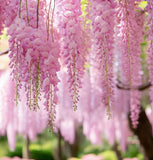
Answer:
[0, 49, 9, 56]
[116, 82, 151, 91]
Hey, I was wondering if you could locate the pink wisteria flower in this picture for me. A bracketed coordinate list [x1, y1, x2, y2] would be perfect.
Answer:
[56, 0, 85, 110]
[117, 0, 145, 128]
[89, 0, 116, 117]
[0, 157, 34, 160]
[6, 0, 60, 129]
[123, 158, 138, 160]
[0, 69, 49, 151]
[81, 154, 103, 160]
[147, 0, 153, 110]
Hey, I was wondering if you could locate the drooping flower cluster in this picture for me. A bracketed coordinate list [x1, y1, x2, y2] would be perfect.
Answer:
[0, 69, 49, 151]
[7, 0, 60, 129]
[147, 0, 153, 109]
[55, 67, 82, 144]
[129, 10, 145, 128]
[0, 1, 6, 35]
[89, 0, 116, 117]
[117, 0, 145, 128]
[56, 0, 85, 110]
[0, 0, 20, 35]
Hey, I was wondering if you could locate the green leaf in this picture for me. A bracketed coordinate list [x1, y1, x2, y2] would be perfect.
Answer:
[84, 62, 90, 69]
[140, 53, 146, 59]
[0, 28, 8, 40]
[138, 1, 147, 10]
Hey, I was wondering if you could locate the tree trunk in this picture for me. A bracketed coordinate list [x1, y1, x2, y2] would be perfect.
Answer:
[128, 107, 153, 160]
[58, 130, 63, 160]
[69, 127, 81, 158]
[22, 136, 30, 159]
[113, 142, 123, 160]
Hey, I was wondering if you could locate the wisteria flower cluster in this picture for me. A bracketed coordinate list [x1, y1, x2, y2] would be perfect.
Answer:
[89, 0, 116, 117]
[0, 70, 48, 150]
[117, 0, 145, 128]
[56, 0, 85, 110]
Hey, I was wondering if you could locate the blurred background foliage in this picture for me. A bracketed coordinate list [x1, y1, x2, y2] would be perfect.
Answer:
[0, 129, 144, 160]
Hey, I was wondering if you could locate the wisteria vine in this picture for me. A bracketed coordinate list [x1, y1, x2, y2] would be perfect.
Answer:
[0, 0, 152, 133]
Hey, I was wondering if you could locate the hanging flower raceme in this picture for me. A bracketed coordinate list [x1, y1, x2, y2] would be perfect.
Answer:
[147, 0, 153, 109]
[130, 10, 145, 128]
[56, 0, 85, 111]
[81, 0, 91, 61]
[0, 70, 16, 138]
[0, 1, 6, 35]
[55, 66, 83, 144]
[89, 0, 116, 117]
[0, 0, 18, 35]
[0, 0, 19, 33]
[17, 87, 49, 141]
[117, 0, 145, 128]
[0, 69, 49, 151]
[7, 0, 60, 129]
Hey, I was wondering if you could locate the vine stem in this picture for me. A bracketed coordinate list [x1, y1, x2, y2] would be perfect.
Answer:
[19, 0, 22, 18]
[51, 0, 56, 42]
[49, 84, 54, 133]
[125, 0, 132, 85]
[16, 44, 19, 106]
[73, 55, 78, 111]
[26, 0, 30, 25]
[37, 0, 40, 28]
[47, 0, 52, 40]
[35, 61, 40, 109]
[29, 70, 32, 110]
[104, 36, 111, 119]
